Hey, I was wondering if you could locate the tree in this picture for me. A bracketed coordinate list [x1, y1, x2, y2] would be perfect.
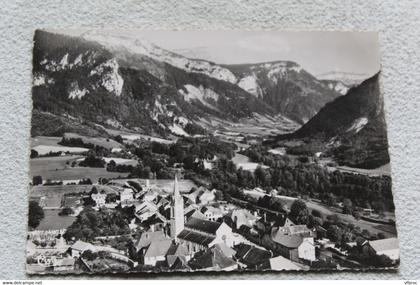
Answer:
[32, 175, 43, 186]
[28, 201, 44, 229]
[30, 149, 39, 159]
[327, 225, 342, 243]
[114, 135, 124, 144]
[289, 199, 309, 225]
[82, 250, 98, 261]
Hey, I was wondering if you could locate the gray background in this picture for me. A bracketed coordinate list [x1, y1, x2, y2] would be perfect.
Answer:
[0, 0, 419, 279]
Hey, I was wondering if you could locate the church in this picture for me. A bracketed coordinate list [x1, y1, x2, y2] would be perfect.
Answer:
[169, 176, 237, 254]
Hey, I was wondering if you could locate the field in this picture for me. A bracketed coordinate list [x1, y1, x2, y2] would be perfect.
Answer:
[30, 156, 130, 183]
[36, 209, 76, 231]
[31, 136, 89, 155]
[75, 157, 138, 166]
[30, 184, 120, 197]
[64, 132, 123, 149]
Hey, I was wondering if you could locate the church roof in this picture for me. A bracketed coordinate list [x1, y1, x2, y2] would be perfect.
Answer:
[185, 217, 221, 234]
[177, 229, 215, 246]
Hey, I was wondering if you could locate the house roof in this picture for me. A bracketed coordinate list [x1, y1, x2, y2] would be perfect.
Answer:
[268, 255, 302, 271]
[169, 256, 191, 271]
[213, 243, 236, 258]
[167, 243, 189, 257]
[277, 225, 311, 235]
[185, 217, 221, 234]
[189, 245, 237, 270]
[177, 229, 215, 246]
[369, 237, 399, 253]
[144, 238, 173, 258]
[166, 255, 187, 270]
[135, 230, 166, 250]
[200, 206, 223, 215]
[230, 209, 257, 226]
[185, 209, 207, 221]
[234, 243, 271, 266]
[271, 232, 304, 248]
[199, 190, 216, 203]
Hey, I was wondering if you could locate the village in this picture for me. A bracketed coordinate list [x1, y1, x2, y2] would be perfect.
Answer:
[26, 174, 399, 273]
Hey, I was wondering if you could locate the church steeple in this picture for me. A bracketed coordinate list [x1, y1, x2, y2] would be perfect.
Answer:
[170, 174, 184, 240]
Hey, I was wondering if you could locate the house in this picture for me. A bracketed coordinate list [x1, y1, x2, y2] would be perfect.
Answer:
[120, 188, 134, 207]
[259, 255, 304, 271]
[135, 201, 159, 222]
[188, 244, 238, 271]
[234, 243, 272, 269]
[166, 243, 191, 268]
[143, 238, 173, 266]
[134, 230, 167, 253]
[177, 218, 237, 254]
[199, 189, 216, 205]
[91, 192, 106, 207]
[229, 209, 258, 229]
[70, 240, 96, 258]
[185, 208, 206, 221]
[200, 206, 223, 221]
[271, 225, 316, 262]
[368, 237, 399, 261]
[186, 188, 204, 204]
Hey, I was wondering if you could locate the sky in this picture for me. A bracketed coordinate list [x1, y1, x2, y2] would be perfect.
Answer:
[53, 29, 380, 77]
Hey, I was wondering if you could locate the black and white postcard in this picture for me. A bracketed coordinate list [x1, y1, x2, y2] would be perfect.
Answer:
[27, 30, 398, 274]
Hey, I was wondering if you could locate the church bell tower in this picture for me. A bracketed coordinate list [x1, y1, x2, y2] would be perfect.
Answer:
[170, 175, 184, 240]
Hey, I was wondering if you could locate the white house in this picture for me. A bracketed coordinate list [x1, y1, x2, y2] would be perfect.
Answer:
[91, 192, 106, 208]
[120, 188, 134, 207]
[200, 206, 223, 221]
[369, 237, 399, 261]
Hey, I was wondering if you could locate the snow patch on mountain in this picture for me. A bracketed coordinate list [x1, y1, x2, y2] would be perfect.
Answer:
[90, 58, 124, 96]
[179, 85, 219, 109]
[237, 75, 262, 97]
[79, 31, 238, 84]
[346, 117, 368, 133]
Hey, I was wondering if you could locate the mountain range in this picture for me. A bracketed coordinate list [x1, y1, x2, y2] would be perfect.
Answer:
[31, 30, 345, 137]
[270, 73, 390, 169]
